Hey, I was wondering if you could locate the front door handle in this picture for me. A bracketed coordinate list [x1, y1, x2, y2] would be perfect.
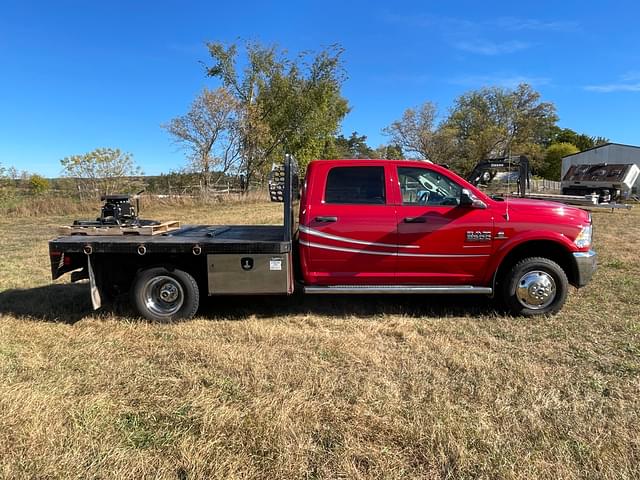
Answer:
[403, 217, 426, 223]
[315, 216, 338, 223]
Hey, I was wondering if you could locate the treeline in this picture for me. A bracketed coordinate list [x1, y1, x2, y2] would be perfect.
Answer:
[0, 164, 52, 207]
[380, 92, 607, 178]
[0, 165, 238, 199]
[2, 41, 609, 202]
[162, 41, 607, 186]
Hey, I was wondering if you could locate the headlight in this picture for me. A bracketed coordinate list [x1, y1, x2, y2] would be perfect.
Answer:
[574, 224, 592, 248]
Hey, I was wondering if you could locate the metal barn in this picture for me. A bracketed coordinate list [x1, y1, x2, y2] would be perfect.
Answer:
[562, 143, 640, 195]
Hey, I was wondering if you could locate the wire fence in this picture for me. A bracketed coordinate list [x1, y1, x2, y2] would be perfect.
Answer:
[531, 179, 561, 193]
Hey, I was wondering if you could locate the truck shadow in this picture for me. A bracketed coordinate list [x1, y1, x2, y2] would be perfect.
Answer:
[0, 284, 502, 324]
[200, 292, 501, 320]
[0, 284, 93, 324]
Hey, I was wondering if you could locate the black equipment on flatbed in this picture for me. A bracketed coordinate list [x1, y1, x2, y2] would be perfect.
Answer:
[98, 194, 138, 225]
[71, 191, 149, 227]
[50, 155, 300, 321]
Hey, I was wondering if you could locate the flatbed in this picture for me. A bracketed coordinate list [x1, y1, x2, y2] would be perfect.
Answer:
[50, 158, 298, 318]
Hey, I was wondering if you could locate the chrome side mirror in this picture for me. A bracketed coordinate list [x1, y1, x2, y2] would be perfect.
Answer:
[460, 189, 487, 209]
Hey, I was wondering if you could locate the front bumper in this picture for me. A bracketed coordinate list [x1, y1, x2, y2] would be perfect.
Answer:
[573, 250, 597, 287]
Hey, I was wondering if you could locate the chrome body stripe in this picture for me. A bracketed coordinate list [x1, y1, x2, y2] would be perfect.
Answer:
[299, 225, 419, 249]
[299, 240, 489, 258]
[304, 285, 493, 295]
[300, 240, 392, 256]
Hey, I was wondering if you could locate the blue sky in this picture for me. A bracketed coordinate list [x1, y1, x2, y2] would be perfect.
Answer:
[1, 0, 639, 177]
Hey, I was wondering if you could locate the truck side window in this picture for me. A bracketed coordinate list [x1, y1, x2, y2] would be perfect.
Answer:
[325, 166, 386, 204]
[398, 167, 461, 206]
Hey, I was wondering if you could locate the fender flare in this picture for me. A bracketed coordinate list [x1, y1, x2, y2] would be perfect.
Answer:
[485, 231, 577, 289]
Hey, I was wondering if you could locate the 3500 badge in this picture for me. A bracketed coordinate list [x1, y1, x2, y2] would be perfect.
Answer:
[466, 231, 492, 242]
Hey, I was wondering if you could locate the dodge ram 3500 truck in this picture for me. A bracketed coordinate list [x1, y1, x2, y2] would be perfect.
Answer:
[50, 156, 597, 321]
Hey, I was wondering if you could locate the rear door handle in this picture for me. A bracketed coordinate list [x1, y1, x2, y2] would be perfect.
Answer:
[315, 216, 338, 223]
[403, 217, 426, 223]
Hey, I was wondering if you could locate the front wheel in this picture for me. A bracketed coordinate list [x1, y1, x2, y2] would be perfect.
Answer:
[131, 267, 199, 322]
[501, 257, 568, 316]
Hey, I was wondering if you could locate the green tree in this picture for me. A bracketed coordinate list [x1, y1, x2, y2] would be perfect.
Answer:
[382, 102, 463, 167]
[327, 132, 375, 159]
[29, 174, 50, 195]
[373, 143, 403, 159]
[60, 148, 143, 199]
[206, 41, 349, 187]
[146, 170, 202, 195]
[546, 126, 608, 151]
[163, 87, 241, 191]
[540, 142, 579, 180]
[382, 101, 439, 159]
[445, 83, 558, 174]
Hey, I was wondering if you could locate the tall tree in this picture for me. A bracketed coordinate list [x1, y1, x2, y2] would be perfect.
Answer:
[382, 101, 439, 159]
[60, 148, 143, 199]
[446, 83, 558, 173]
[382, 102, 458, 165]
[205, 41, 349, 187]
[164, 87, 241, 190]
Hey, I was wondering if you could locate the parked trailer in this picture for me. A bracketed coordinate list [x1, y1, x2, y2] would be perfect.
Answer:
[561, 163, 640, 201]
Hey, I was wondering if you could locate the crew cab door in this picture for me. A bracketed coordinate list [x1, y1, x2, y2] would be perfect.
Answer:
[394, 166, 494, 285]
[299, 164, 397, 285]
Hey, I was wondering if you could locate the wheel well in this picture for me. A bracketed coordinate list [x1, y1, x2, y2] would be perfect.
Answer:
[494, 240, 577, 288]
[91, 254, 208, 297]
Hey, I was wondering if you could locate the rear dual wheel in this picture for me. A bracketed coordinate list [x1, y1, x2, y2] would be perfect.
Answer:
[131, 267, 199, 322]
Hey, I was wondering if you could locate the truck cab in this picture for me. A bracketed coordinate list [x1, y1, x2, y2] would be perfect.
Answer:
[298, 159, 596, 315]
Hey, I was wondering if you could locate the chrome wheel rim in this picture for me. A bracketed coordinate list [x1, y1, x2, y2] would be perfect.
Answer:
[516, 270, 557, 310]
[143, 276, 184, 317]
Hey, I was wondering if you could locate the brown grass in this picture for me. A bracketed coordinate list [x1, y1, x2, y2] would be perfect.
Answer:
[0, 201, 639, 479]
[0, 195, 97, 218]
[0, 190, 270, 218]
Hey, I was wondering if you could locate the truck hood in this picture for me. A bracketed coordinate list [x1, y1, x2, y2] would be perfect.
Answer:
[500, 197, 591, 223]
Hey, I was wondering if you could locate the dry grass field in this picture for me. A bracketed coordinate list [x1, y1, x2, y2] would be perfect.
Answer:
[0, 199, 639, 479]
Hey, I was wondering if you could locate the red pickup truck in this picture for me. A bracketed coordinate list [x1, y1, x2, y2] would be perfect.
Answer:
[50, 156, 597, 321]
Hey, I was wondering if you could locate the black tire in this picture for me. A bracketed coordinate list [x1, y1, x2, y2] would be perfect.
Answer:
[131, 267, 199, 322]
[501, 257, 568, 316]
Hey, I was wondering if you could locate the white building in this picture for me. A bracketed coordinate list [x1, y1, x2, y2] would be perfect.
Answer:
[562, 143, 640, 194]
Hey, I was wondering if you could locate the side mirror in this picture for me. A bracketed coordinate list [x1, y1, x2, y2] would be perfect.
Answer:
[460, 189, 487, 209]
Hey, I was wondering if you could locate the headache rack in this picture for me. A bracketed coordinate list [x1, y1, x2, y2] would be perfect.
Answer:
[268, 154, 300, 242]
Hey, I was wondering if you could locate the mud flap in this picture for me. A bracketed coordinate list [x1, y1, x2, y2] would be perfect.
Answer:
[87, 256, 102, 310]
